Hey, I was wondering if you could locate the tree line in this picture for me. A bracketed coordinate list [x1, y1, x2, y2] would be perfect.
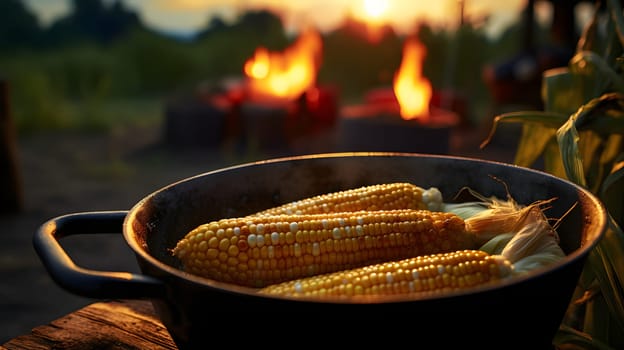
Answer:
[0, 0, 295, 51]
[0, 0, 144, 49]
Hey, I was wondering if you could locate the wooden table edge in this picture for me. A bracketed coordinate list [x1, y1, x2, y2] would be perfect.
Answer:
[2, 299, 177, 349]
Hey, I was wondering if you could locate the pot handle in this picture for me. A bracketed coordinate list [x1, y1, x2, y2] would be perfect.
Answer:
[33, 211, 166, 300]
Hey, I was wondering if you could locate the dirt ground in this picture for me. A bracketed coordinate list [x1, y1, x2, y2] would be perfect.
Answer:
[0, 119, 518, 344]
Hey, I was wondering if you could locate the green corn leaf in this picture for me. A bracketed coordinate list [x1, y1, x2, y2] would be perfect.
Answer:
[569, 51, 624, 96]
[575, 110, 624, 137]
[570, 93, 624, 136]
[562, 286, 592, 333]
[588, 135, 624, 194]
[586, 219, 624, 335]
[557, 116, 586, 186]
[556, 93, 624, 187]
[599, 219, 624, 303]
[600, 160, 624, 227]
[513, 123, 557, 168]
[480, 111, 567, 150]
[542, 67, 586, 114]
[579, 263, 598, 291]
[599, 135, 624, 166]
[576, 1, 600, 52]
[567, 94, 624, 191]
[580, 131, 610, 193]
[505, 3, 624, 349]
[602, 13, 621, 65]
[583, 290, 623, 347]
[554, 324, 615, 350]
[616, 57, 624, 73]
[542, 137, 567, 179]
[607, 0, 624, 48]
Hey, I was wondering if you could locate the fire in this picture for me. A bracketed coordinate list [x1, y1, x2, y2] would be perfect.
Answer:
[393, 36, 432, 121]
[244, 28, 322, 103]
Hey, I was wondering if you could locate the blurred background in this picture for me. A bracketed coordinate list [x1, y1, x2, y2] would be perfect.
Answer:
[2, 0, 595, 132]
[0, 0, 596, 344]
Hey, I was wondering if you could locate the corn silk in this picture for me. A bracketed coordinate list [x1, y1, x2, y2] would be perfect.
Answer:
[444, 189, 566, 275]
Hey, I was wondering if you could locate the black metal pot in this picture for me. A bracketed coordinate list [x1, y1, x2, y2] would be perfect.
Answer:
[34, 153, 607, 349]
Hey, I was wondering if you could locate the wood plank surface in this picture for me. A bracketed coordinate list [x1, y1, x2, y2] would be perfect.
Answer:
[1, 300, 177, 350]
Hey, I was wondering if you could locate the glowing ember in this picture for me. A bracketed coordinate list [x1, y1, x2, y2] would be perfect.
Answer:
[393, 36, 432, 121]
[243, 28, 322, 103]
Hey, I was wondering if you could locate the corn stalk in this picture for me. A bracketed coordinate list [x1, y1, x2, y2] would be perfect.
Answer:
[481, 1, 624, 348]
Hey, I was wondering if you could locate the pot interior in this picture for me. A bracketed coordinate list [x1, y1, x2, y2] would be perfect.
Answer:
[126, 152, 606, 295]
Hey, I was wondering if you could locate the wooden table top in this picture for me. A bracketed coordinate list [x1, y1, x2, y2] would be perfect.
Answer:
[1, 299, 177, 350]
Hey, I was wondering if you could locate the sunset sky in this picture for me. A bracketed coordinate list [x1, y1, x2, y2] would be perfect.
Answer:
[22, 0, 571, 39]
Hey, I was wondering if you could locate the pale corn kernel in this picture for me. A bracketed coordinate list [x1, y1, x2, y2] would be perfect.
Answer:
[247, 234, 257, 248]
[256, 234, 265, 247]
[256, 223, 265, 234]
[270, 232, 279, 245]
[290, 222, 298, 233]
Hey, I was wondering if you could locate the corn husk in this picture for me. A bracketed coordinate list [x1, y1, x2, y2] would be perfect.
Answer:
[445, 191, 566, 275]
[478, 232, 514, 255]
[500, 206, 566, 273]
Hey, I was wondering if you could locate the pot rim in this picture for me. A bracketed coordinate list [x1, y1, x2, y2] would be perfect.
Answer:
[123, 151, 608, 304]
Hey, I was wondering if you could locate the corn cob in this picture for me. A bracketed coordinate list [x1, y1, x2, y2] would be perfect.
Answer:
[251, 182, 444, 216]
[172, 209, 476, 287]
[259, 250, 513, 298]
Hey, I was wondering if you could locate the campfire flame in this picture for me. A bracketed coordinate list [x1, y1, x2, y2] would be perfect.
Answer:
[244, 28, 322, 103]
[393, 36, 432, 121]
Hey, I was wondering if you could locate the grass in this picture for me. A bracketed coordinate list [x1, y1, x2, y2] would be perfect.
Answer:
[12, 95, 164, 135]
[80, 97, 164, 130]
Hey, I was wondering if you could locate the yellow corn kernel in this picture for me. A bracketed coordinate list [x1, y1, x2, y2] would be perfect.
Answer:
[252, 183, 443, 216]
[172, 209, 471, 287]
[259, 250, 513, 298]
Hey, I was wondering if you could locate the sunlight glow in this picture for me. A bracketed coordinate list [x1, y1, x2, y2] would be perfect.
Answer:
[363, 0, 389, 20]
[25, 0, 527, 38]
